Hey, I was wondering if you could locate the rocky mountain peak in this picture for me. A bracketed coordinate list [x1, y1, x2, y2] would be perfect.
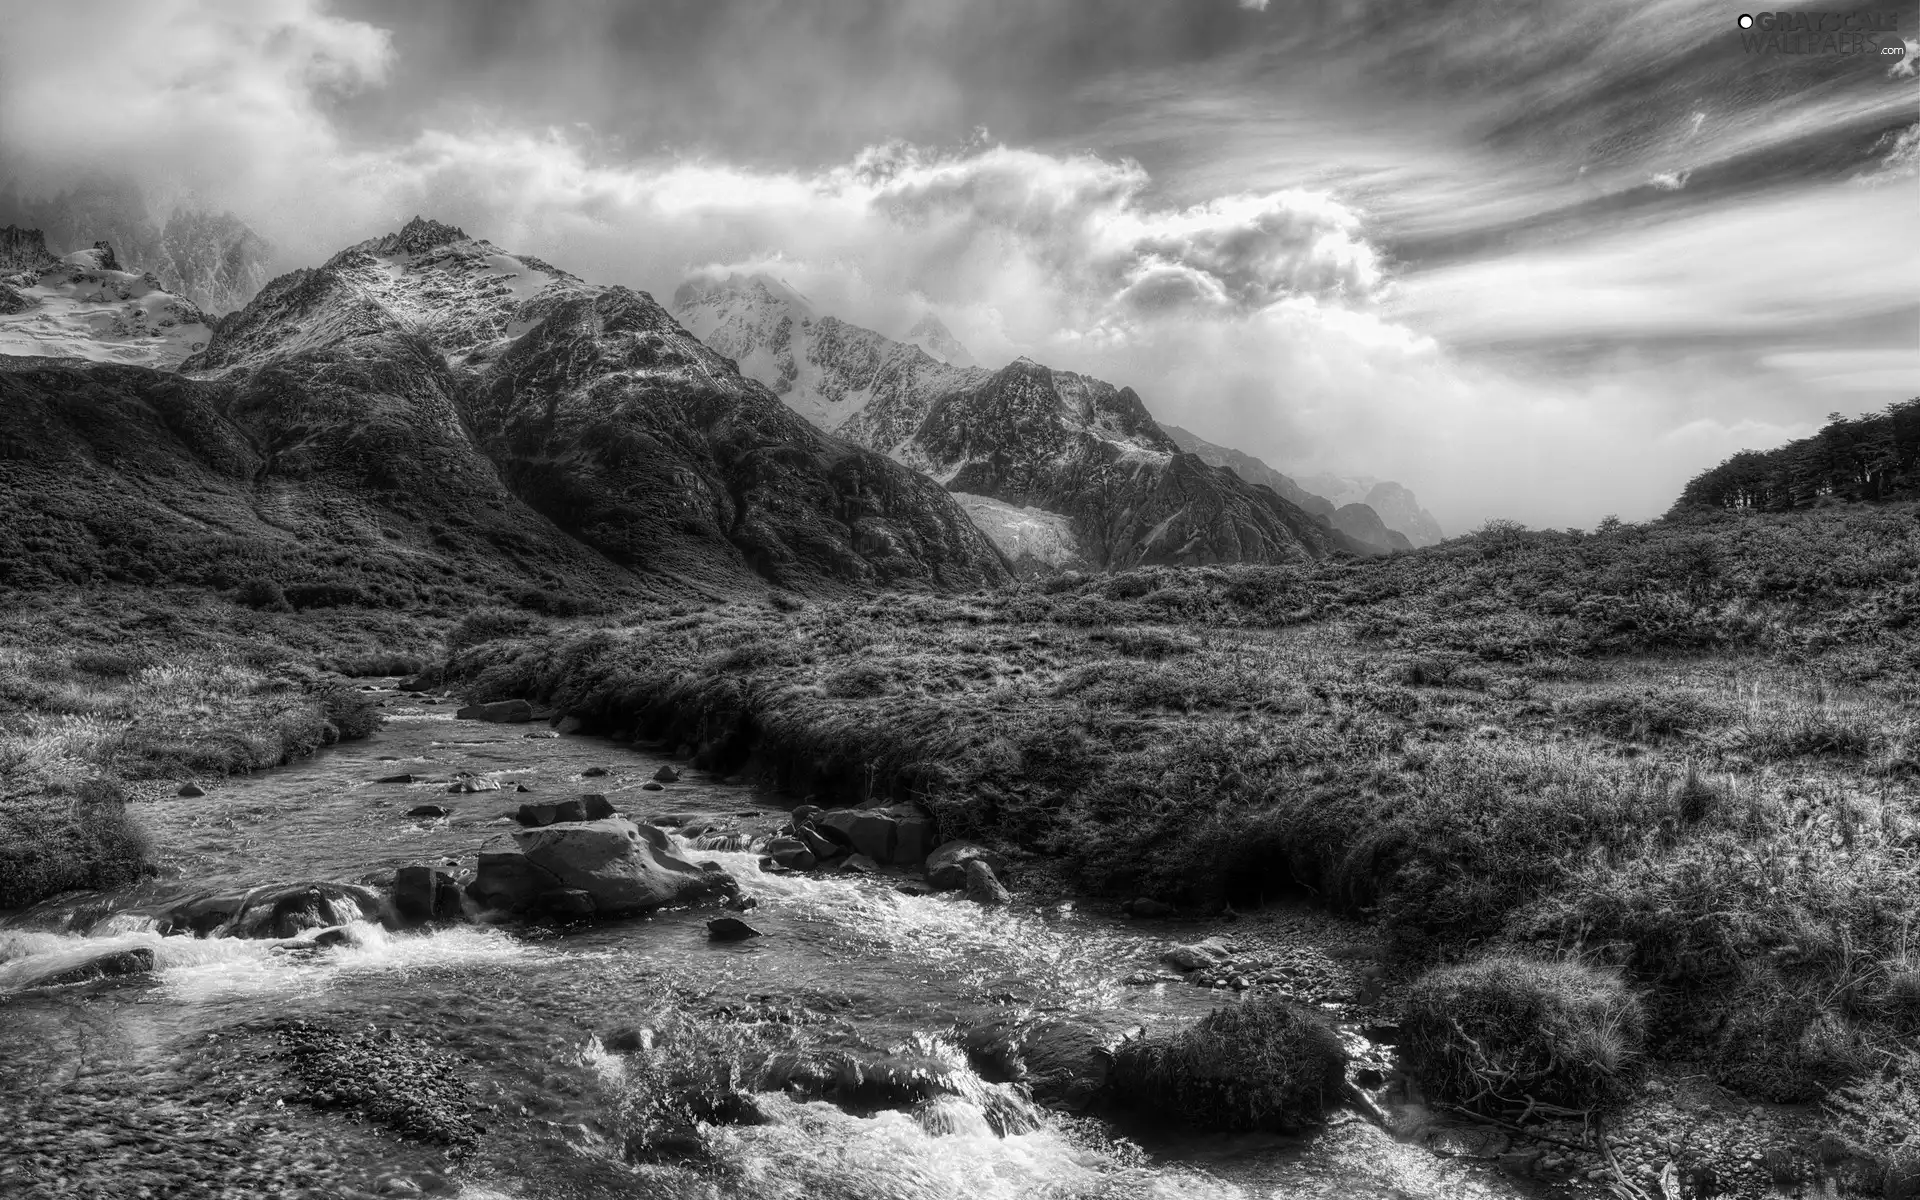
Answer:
[0, 235, 213, 366]
[0, 226, 57, 274]
[903, 313, 975, 367]
[379, 216, 471, 256]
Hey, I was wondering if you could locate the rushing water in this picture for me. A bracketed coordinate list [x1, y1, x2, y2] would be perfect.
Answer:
[0, 690, 1537, 1200]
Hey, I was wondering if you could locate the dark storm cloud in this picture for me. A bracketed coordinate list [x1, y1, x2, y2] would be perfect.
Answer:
[328, 0, 1261, 163]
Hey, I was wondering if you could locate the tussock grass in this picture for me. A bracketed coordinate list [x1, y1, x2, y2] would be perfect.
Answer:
[0, 588, 417, 909]
[1401, 957, 1645, 1115]
[1107, 997, 1347, 1132]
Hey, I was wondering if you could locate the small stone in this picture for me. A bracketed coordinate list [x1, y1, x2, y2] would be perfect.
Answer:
[707, 917, 763, 942]
[581, 766, 609, 778]
[177, 783, 205, 797]
[652, 765, 680, 783]
[523, 730, 558, 739]
[374, 773, 415, 784]
[641, 781, 664, 791]
[405, 804, 449, 819]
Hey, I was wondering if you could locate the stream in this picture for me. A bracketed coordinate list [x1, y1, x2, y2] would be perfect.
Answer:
[0, 690, 1540, 1199]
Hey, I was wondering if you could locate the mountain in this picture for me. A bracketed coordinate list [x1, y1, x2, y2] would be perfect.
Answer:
[1161, 423, 1336, 519]
[0, 232, 217, 368]
[0, 178, 272, 314]
[1298, 474, 1446, 548]
[674, 273, 1359, 571]
[902, 314, 975, 367]
[0, 218, 1009, 601]
[1164, 424, 1417, 553]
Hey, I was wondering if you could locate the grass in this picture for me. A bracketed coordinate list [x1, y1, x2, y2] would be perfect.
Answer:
[4, 499, 1919, 1172]
[435, 502, 1920, 1156]
[1401, 957, 1645, 1115]
[1106, 996, 1348, 1132]
[0, 587, 420, 909]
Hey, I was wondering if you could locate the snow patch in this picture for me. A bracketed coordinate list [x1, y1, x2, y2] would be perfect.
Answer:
[950, 493, 1084, 570]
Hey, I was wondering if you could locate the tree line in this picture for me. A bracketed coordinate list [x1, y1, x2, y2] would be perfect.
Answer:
[1670, 398, 1920, 513]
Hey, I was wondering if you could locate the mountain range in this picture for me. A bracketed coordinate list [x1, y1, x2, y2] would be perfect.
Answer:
[674, 273, 1442, 568]
[0, 177, 272, 315]
[1, 217, 1447, 603]
[0, 219, 1006, 602]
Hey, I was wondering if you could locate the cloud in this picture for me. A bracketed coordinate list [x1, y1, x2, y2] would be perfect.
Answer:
[1237, 0, 1270, 10]
[1, 0, 1909, 534]
[0, 1, 392, 214]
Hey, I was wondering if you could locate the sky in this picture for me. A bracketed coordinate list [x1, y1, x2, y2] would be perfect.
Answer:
[1, 0, 1915, 531]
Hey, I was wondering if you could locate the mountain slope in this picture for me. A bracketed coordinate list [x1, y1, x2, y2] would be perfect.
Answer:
[1, 218, 1008, 601]
[0, 179, 272, 314]
[674, 274, 1357, 570]
[1166, 423, 1444, 549]
[0, 233, 216, 368]
[182, 218, 1008, 596]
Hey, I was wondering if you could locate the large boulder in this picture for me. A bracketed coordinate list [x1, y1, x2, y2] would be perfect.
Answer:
[516, 799, 588, 827]
[456, 699, 535, 723]
[926, 841, 1008, 891]
[817, 807, 937, 865]
[159, 882, 383, 939]
[466, 845, 565, 914]
[392, 865, 462, 925]
[511, 819, 734, 915]
[7, 946, 155, 991]
[764, 836, 816, 871]
[964, 860, 1011, 906]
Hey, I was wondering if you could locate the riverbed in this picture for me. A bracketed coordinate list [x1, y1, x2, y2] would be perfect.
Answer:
[0, 690, 1537, 1199]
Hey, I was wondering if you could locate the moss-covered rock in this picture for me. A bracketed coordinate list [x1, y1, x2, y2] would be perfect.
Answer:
[1401, 956, 1645, 1114]
[1106, 996, 1347, 1132]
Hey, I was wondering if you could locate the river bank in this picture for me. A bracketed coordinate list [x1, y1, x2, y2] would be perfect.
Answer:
[2, 693, 1560, 1199]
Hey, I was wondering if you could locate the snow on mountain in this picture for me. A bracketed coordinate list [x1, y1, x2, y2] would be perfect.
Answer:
[671, 272, 1349, 570]
[672, 272, 983, 434]
[184, 217, 588, 375]
[0, 180, 272, 314]
[0, 234, 214, 368]
[950, 492, 1087, 575]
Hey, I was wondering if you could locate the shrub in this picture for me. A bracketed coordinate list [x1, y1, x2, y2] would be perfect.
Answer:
[0, 782, 151, 909]
[821, 663, 892, 698]
[1567, 691, 1721, 741]
[235, 577, 290, 611]
[283, 579, 372, 610]
[1401, 957, 1645, 1115]
[1825, 1050, 1920, 1195]
[317, 684, 383, 741]
[329, 652, 426, 678]
[446, 607, 542, 653]
[1105, 997, 1347, 1132]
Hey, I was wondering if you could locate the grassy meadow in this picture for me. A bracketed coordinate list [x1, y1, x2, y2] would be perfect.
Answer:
[440, 502, 1919, 1179]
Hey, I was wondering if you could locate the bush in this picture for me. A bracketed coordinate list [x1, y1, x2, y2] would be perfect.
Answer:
[446, 607, 542, 653]
[0, 782, 151, 909]
[821, 663, 892, 698]
[236, 577, 290, 611]
[1401, 957, 1645, 1115]
[1105, 997, 1347, 1132]
[329, 652, 426, 678]
[283, 579, 371, 610]
[317, 685, 383, 741]
[1825, 1050, 1920, 1195]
